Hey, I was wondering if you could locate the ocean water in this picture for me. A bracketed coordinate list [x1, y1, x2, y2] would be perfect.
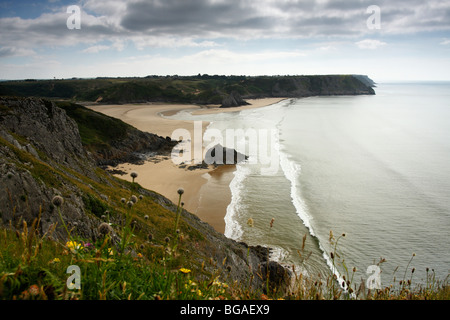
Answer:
[168, 82, 450, 286]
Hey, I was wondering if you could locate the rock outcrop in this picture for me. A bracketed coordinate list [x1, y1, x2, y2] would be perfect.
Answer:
[204, 144, 248, 165]
[220, 91, 250, 108]
[0, 97, 100, 239]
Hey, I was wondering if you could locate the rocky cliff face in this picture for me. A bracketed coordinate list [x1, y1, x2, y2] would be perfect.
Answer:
[0, 97, 100, 240]
[0, 97, 92, 173]
[268, 75, 375, 98]
[0, 96, 292, 293]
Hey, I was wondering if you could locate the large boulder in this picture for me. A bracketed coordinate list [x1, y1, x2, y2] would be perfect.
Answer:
[220, 91, 250, 108]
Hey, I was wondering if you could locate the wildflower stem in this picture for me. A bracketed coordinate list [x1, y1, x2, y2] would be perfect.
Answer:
[56, 207, 72, 242]
[174, 190, 183, 235]
[402, 253, 415, 289]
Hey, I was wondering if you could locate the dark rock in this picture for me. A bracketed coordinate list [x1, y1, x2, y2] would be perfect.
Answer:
[204, 144, 248, 165]
[259, 261, 294, 294]
[220, 91, 250, 108]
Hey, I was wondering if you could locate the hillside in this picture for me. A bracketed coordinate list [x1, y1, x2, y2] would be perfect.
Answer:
[0, 96, 291, 299]
[0, 74, 375, 106]
[54, 101, 176, 167]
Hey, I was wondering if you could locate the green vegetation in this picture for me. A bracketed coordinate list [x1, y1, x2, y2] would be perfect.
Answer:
[55, 101, 130, 149]
[0, 74, 375, 105]
[1, 210, 448, 300]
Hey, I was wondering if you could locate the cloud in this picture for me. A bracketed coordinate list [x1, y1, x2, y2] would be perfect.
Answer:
[81, 45, 110, 54]
[0, 46, 35, 58]
[1, 0, 450, 58]
[355, 39, 387, 50]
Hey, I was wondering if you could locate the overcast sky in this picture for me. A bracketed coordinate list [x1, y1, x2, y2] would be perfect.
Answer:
[1, 0, 450, 81]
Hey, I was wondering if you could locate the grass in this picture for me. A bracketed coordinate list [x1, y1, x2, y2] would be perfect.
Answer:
[0, 188, 248, 300]
[1, 191, 448, 300]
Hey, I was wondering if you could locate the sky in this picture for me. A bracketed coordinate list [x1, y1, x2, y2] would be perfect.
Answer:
[1, 0, 450, 82]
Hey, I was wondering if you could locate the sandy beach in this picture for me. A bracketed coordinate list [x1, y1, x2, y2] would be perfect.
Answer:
[87, 98, 286, 234]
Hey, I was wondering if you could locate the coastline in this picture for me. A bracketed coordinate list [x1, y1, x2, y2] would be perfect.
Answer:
[87, 97, 286, 234]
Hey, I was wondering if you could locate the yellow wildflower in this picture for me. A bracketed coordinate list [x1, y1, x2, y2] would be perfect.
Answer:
[179, 268, 191, 274]
[51, 258, 61, 264]
[66, 241, 83, 253]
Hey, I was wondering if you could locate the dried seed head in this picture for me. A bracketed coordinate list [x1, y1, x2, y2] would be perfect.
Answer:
[127, 201, 134, 208]
[98, 222, 113, 235]
[130, 195, 138, 203]
[51, 195, 64, 207]
[177, 188, 184, 195]
[144, 215, 149, 220]
[130, 172, 138, 179]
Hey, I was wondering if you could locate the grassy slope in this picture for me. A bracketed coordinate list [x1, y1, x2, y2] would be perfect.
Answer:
[54, 101, 130, 150]
[0, 75, 375, 104]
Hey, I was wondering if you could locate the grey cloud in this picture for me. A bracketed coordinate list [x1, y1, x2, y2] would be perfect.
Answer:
[120, 0, 274, 36]
[1, 0, 450, 56]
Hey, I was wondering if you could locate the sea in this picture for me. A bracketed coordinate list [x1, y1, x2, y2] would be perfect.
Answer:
[167, 82, 450, 288]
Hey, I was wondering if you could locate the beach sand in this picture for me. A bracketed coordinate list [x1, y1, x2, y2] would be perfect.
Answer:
[87, 98, 286, 234]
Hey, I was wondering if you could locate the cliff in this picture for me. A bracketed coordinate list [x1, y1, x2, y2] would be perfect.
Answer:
[0, 74, 375, 105]
[55, 101, 177, 167]
[0, 96, 292, 293]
